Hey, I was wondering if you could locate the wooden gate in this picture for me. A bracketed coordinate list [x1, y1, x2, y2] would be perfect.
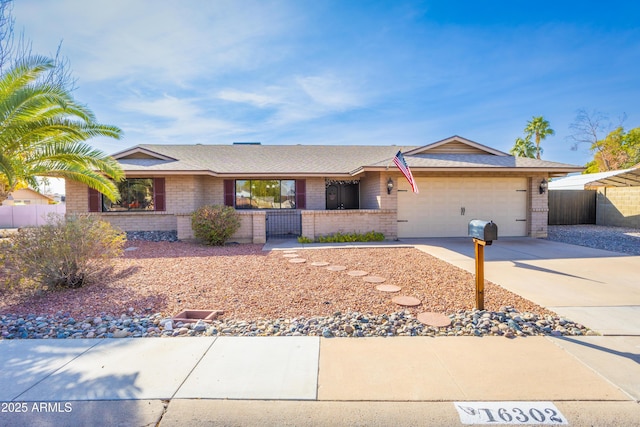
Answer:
[548, 190, 596, 225]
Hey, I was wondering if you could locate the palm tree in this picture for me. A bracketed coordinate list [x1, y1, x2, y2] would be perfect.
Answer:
[0, 56, 123, 204]
[509, 136, 537, 158]
[524, 116, 555, 159]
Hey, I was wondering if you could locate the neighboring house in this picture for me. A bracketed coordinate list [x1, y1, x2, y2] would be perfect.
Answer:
[65, 136, 582, 242]
[550, 166, 640, 228]
[3, 188, 55, 206]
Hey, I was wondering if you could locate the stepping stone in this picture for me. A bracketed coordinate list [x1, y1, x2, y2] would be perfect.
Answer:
[289, 258, 307, 263]
[347, 270, 368, 277]
[124, 247, 138, 251]
[326, 265, 347, 271]
[363, 276, 386, 283]
[417, 312, 452, 327]
[283, 250, 298, 253]
[376, 284, 401, 293]
[283, 254, 300, 258]
[311, 261, 330, 267]
[392, 296, 421, 307]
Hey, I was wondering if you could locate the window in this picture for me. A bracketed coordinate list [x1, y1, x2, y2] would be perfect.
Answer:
[235, 179, 296, 209]
[89, 178, 165, 212]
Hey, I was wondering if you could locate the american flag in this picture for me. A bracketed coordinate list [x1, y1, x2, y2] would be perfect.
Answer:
[393, 151, 419, 193]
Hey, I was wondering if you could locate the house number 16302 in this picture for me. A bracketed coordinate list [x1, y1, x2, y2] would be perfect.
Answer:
[454, 402, 568, 425]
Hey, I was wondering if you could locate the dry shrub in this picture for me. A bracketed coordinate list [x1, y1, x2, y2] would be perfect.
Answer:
[1, 214, 126, 290]
[191, 205, 240, 246]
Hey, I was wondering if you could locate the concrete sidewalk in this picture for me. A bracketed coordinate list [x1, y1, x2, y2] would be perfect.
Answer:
[1, 336, 638, 426]
[1, 237, 640, 426]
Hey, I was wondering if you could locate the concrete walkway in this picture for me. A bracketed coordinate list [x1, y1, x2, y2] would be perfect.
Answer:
[1, 238, 639, 426]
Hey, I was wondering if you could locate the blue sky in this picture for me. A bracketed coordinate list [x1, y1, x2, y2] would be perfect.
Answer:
[14, 0, 640, 173]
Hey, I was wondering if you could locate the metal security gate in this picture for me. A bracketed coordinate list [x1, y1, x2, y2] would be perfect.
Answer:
[266, 210, 301, 238]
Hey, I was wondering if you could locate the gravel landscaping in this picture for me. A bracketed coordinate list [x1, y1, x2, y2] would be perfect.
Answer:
[0, 238, 596, 339]
[547, 225, 640, 255]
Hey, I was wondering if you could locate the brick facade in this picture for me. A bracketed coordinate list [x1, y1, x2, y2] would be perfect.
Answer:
[528, 175, 549, 238]
[301, 209, 397, 240]
[66, 171, 552, 241]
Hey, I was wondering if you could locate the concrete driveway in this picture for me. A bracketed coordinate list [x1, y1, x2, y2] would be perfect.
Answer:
[404, 237, 640, 336]
[405, 237, 640, 402]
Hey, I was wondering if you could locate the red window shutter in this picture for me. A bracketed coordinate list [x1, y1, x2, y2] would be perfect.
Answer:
[295, 180, 306, 209]
[154, 178, 166, 211]
[223, 180, 235, 207]
[88, 187, 100, 212]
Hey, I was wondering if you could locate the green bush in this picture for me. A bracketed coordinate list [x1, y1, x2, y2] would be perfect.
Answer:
[297, 231, 385, 244]
[1, 214, 126, 290]
[191, 205, 241, 246]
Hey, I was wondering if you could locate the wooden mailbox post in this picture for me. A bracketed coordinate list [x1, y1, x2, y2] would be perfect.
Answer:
[468, 220, 498, 310]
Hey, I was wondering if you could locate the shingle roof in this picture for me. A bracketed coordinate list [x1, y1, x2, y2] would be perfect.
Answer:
[118, 144, 409, 175]
[112, 142, 582, 175]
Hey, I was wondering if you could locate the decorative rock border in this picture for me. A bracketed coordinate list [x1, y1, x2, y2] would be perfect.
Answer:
[0, 308, 595, 339]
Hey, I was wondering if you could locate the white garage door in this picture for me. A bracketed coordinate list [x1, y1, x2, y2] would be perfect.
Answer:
[397, 177, 528, 238]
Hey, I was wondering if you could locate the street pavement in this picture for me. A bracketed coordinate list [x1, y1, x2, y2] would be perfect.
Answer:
[0, 237, 639, 426]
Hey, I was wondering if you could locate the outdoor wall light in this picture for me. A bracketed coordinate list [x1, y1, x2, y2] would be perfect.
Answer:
[387, 177, 394, 195]
[539, 178, 548, 194]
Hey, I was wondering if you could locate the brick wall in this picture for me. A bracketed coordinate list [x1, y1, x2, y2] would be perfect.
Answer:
[596, 187, 640, 228]
[93, 212, 177, 232]
[301, 209, 397, 240]
[176, 211, 266, 243]
[65, 180, 88, 214]
[359, 172, 397, 209]
[305, 177, 327, 209]
[528, 175, 549, 238]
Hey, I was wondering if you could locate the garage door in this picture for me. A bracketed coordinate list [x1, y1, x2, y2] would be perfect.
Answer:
[397, 177, 528, 237]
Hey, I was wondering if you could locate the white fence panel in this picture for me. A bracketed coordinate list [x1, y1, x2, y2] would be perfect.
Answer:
[0, 204, 66, 228]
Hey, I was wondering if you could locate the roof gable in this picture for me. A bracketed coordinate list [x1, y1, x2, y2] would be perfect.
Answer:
[10, 188, 54, 201]
[112, 146, 177, 161]
[405, 136, 509, 156]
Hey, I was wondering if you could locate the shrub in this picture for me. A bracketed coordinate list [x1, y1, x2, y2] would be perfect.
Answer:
[1, 214, 126, 290]
[191, 205, 241, 246]
[297, 231, 385, 244]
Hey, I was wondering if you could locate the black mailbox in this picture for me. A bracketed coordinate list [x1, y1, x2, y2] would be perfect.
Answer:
[468, 220, 498, 244]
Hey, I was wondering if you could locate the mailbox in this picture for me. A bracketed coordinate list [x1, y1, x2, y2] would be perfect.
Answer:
[468, 220, 498, 244]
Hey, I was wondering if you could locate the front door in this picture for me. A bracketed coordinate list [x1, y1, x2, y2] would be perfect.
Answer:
[326, 183, 359, 209]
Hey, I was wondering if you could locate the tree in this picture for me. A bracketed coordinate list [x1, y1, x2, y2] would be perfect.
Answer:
[0, 0, 76, 90]
[623, 127, 640, 167]
[0, 56, 124, 204]
[582, 126, 640, 173]
[569, 109, 616, 171]
[509, 135, 537, 158]
[570, 109, 639, 172]
[524, 116, 554, 159]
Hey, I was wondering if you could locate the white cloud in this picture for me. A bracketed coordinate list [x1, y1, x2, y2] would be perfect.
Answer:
[217, 89, 280, 108]
[296, 75, 363, 110]
[119, 94, 241, 142]
[15, 0, 296, 84]
[215, 73, 368, 126]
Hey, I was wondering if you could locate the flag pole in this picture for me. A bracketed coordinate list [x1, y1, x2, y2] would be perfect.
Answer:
[386, 147, 405, 170]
